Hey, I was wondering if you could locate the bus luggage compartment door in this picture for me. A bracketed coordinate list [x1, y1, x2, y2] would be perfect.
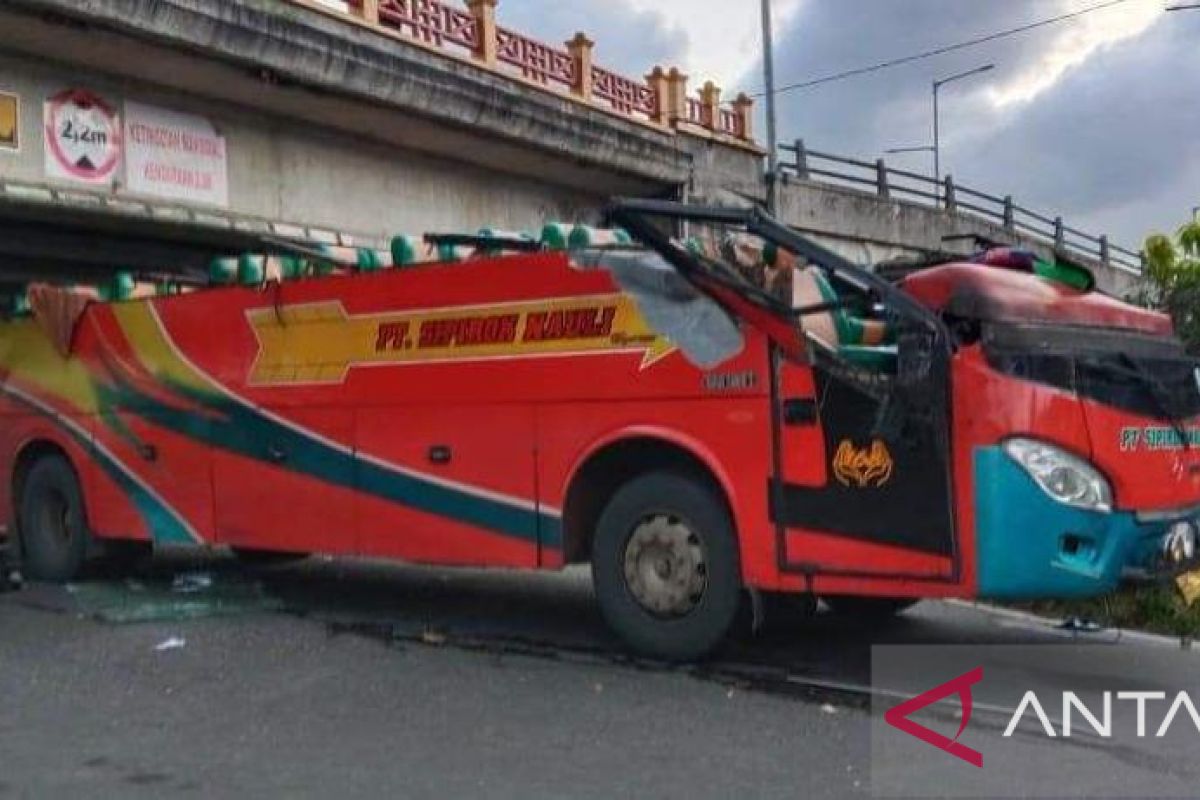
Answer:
[213, 407, 356, 555]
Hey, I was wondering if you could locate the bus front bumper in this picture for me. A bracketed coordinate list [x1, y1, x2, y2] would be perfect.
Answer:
[973, 447, 1200, 599]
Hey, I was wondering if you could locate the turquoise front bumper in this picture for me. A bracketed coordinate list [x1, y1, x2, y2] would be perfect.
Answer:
[974, 447, 1195, 599]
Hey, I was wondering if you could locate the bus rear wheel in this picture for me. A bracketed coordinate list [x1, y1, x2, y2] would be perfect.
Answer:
[18, 455, 90, 582]
[591, 471, 740, 661]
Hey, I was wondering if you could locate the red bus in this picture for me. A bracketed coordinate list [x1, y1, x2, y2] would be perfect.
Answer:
[1, 201, 1198, 659]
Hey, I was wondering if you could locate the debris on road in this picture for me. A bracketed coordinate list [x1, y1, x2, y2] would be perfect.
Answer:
[0, 537, 21, 592]
[171, 572, 214, 594]
[154, 636, 187, 652]
[1057, 616, 1106, 634]
[2, 568, 22, 593]
[421, 628, 447, 646]
[69, 571, 281, 624]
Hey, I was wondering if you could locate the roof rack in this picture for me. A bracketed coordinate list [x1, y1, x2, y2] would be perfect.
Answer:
[423, 233, 544, 253]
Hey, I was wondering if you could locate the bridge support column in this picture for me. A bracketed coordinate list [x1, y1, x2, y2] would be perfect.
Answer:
[468, 0, 499, 66]
[567, 33, 595, 100]
[357, 0, 379, 25]
[792, 139, 809, 180]
[646, 67, 670, 126]
[699, 81, 721, 132]
[666, 69, 690, 125]
[943, 175, 957, 213]
[732, 93, 755, 141]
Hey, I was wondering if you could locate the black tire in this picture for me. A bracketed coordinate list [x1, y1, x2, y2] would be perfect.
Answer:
[592, 471, 741, 661]
[18, 455, 90, 582]
[230, 547, 308, 567]
[825, 596, 919, 620]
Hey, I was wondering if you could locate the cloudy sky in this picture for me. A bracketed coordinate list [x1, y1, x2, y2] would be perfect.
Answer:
[501, 0, 1199, 249]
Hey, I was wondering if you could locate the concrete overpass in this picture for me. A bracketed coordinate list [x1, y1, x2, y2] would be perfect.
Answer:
[0, 0, 1139, 293]
[0, 0, 762, 283]
[774, 142, 1143, 296]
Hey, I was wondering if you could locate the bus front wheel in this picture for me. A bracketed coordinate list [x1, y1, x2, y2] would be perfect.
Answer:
[18, 455, 90, 582]
[591, 471, 741, 661]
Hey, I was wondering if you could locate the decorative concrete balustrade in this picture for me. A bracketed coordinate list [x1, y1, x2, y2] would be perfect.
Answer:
[313, 0, 756, 144]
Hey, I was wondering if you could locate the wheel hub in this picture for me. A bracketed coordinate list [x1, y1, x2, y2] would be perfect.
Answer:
[622, 514, 707, 618]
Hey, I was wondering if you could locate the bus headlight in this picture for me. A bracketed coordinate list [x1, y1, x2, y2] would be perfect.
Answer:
[1003, 438, 1113, 513]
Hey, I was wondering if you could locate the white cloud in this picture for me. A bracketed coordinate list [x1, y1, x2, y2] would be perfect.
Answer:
[987, 0, 1163, 107]
[623, 0, 805, 88]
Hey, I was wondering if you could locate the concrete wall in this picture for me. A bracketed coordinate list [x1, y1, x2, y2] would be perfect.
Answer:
[778, 177, 1139, 296]
[0, 52, 609, 247]
[0, 0, 1138, 298]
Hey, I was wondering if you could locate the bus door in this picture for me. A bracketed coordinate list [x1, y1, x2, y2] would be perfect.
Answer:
[770, 332, 957, 579]
[608, 199, 959, 581]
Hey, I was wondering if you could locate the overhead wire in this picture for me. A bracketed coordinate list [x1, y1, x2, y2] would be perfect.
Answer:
[751, 0, 1138, 98]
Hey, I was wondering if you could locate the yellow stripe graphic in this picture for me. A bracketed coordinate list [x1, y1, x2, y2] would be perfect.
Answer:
[247, 294, 676, 386]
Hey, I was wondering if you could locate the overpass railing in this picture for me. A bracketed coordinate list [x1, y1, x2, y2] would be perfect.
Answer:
[780, 140, 1143, 275]
[299, 0, 755, 145]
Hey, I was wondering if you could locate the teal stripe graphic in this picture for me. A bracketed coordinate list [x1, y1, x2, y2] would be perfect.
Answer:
[3, 387, 198, 544]
[96, 371, 561, 548]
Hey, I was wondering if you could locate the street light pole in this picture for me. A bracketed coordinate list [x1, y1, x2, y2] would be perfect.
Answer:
[886, 145, 937, 183]
[761, 0, 779, 213]
[932, 64, 994, 207]
[932, 86, 940, 203]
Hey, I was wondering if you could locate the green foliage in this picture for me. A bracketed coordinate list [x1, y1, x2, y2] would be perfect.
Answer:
[1140, 220, 1200, 352]
[1028, 585, 1200, 639]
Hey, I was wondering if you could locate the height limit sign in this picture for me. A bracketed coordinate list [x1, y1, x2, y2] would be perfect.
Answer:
[44, 89, 121, 185]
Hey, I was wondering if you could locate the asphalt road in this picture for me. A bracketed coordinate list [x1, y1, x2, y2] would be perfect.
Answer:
[1, 554, 1195, 799]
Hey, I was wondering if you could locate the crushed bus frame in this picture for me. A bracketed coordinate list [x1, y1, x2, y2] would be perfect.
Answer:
[1, 199, 1198, 659]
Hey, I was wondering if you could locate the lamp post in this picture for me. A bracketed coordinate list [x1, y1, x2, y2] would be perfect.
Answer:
[933, 64, 994, 207]
[761, 0, 780, 212]
[886, 145, 937, 182]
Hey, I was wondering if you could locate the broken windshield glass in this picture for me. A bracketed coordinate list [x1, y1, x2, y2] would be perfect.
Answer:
[578, 249, 744, 369]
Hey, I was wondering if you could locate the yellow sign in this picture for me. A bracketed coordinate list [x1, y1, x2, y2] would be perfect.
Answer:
[247, 294, 676, 385]
[832, 439, 895, 489]
[0, 92, 17, 151]
[1177, 569, 1200, 608]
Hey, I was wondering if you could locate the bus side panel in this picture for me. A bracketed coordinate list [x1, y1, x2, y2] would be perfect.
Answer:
[537, 397, 778, 588]
[0, 393, 22, 537]
[0, 404, 149, 544]
[355, 404, 540, 568]
[80, 432, 154, 544]
[212, 407, 355, 554]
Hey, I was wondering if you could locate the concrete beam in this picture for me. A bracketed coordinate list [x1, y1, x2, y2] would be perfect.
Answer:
[1, 0, 694, 193]
[778, 178, 1138, 296]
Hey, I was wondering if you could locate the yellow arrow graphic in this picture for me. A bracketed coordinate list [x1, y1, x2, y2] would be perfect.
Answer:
[246, 294, 676, 386]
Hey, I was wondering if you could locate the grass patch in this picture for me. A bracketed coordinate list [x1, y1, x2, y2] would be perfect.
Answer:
[1023, 585, 1200, 639]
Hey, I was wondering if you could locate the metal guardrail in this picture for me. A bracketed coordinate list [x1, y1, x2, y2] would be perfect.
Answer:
[780, 140, 1144, 275]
